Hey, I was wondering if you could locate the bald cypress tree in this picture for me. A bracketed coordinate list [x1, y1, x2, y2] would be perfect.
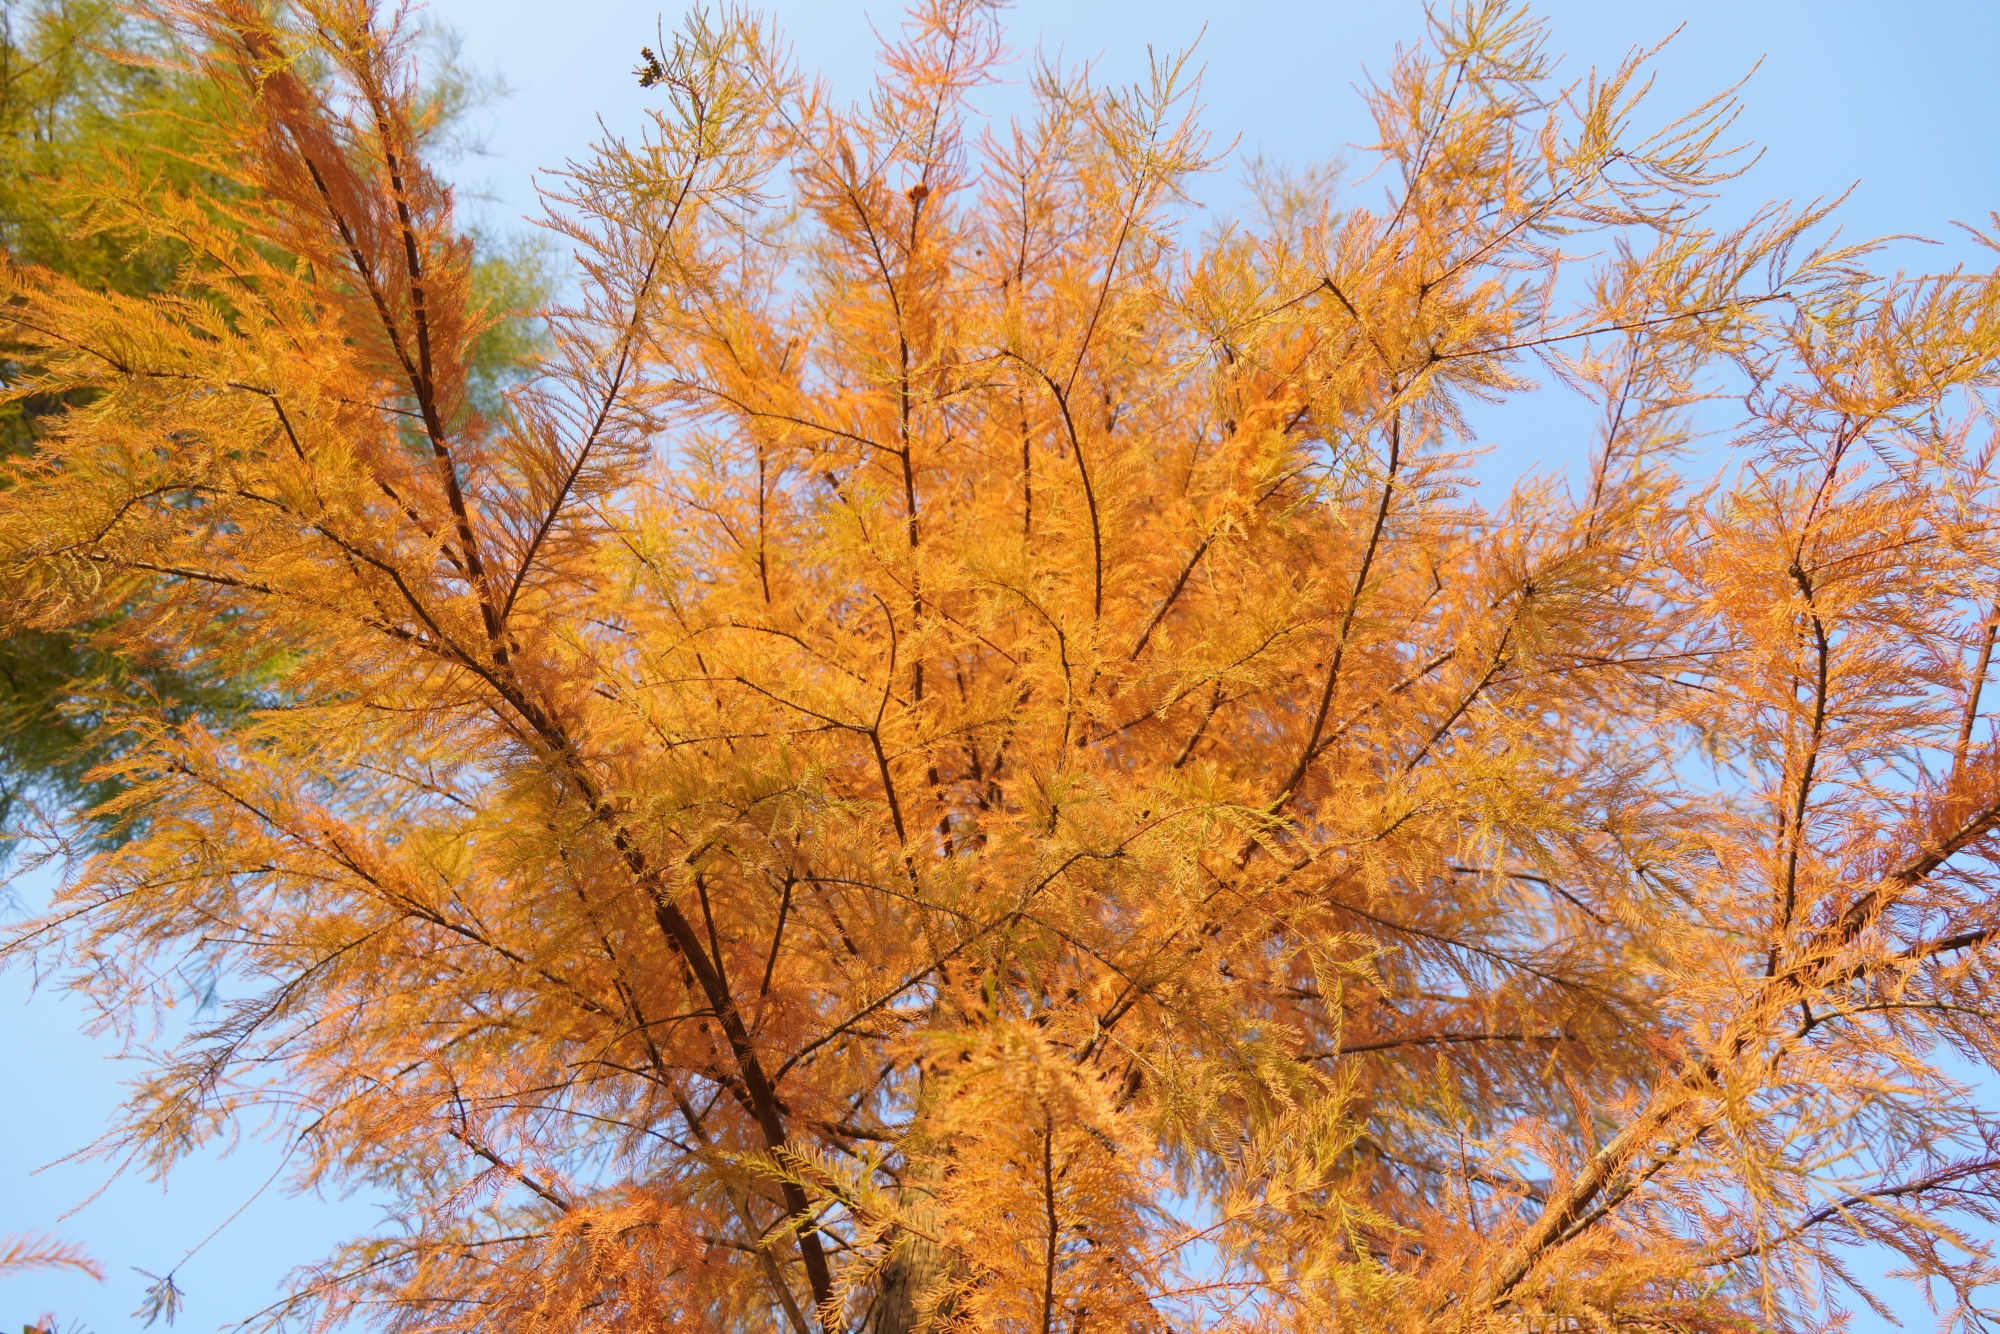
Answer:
[7, 3, 2000, 1331]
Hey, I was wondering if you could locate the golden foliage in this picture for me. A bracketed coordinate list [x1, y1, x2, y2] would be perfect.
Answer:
[0, 1231, 101, 1279]
[5, 1, 2000, 1331]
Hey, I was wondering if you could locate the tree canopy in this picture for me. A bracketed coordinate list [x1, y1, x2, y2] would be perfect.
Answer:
[5, 2, 2000, 1332]
[0, 0, 548, 849]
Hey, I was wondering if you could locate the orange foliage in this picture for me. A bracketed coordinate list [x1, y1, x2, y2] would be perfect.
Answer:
[6, 1, 2000, 1331]
[0, 1231, 101, 1279]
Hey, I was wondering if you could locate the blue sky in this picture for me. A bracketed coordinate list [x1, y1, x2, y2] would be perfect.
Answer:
[4, 0, 1999, 1329]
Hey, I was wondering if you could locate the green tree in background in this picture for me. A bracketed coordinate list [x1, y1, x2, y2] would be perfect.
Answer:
[0, 0, 549, 852]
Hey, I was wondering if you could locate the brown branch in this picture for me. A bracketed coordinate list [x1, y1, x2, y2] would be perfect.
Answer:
[503, 144, 708, 624]
[1004, 350, 1104, 618]
[1273, 406, 1403, 809]
[1772, 559, 1832, 972]
[1707, 1157, 2000, 1266]
[1040, 1109, 1061, 1334]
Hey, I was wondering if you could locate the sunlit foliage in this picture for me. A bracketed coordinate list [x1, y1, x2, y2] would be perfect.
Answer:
[0, 0, 550, 854]
[5, 2, 2000, 1331]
